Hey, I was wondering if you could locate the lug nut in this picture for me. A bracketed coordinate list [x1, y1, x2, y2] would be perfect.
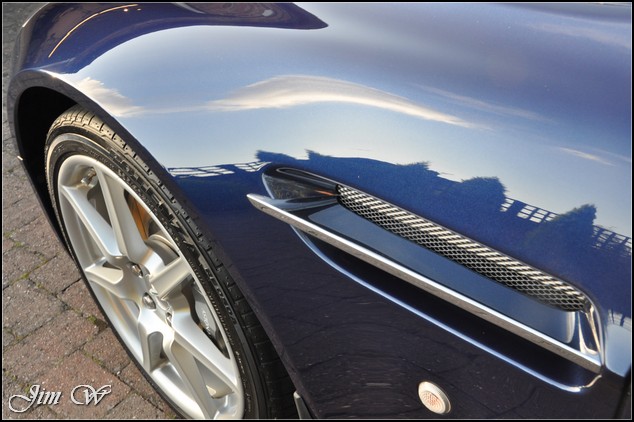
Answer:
[130, 263, 144, 277]
[142, 294, 156, 309]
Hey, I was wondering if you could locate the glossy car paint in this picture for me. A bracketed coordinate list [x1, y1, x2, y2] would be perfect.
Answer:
[8, 3, 631, 418]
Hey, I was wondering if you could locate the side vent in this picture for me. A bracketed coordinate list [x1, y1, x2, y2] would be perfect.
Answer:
[248, 168, 602, 374]
[337, 185, 588, 312]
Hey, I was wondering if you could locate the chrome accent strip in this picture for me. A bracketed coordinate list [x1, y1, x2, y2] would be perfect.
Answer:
[337, 185, 588, 312]
[293, 392, 313, 419]
[247, 193, 601, 373]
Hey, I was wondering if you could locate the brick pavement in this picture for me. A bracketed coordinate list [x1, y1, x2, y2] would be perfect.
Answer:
[2, 3, 176, 419]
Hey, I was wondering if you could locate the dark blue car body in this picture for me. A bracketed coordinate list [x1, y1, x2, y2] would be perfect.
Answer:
[8, 3, 631, 418]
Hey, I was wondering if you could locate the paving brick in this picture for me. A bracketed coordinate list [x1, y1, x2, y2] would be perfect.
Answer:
[2, 196, 43, 234]
[30, 254, 80, 294]
[3, 325, 17, 348]
[2, 279, 64, 339]
[1, 168, 33, 211]
[59, 280, 102, 319]
[37, 351, 131, 419]
[119, 363, 173, 413]
[13, 216, 64, 260]
[105, 393, 172, 419]
[1, 246, 46, 288]
[3, 235, 15, 254]
[84, 329, 131, 374]
[2, 114, 15, 137]
[1, 144, 20, 173]
[12, 406, 60, 420]
[3, 310, 99, 384]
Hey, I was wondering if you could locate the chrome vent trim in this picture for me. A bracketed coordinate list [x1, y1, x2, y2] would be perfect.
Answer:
[337, 185, 588, 312]
[247, 193, 601, 373]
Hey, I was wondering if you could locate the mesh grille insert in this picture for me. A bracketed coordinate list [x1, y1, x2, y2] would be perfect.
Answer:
[337, 185, 588, 312]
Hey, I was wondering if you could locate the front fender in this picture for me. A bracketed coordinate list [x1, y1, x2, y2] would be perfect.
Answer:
[8, 3, 631, 418]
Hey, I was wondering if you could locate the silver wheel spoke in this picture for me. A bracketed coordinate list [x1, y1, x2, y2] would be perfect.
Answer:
[59, 185, 119, 261]
[137, 309, 168, 373]
[139, 250, 170, 281]
[84, 262, 139, 300]
[164, 334, 222, 419]
[170, 297, 239, 396]
[95, 168, 151, 264]
[150, 257, 191, 298]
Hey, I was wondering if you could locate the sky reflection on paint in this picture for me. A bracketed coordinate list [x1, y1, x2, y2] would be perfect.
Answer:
[56, 2, 630, 236]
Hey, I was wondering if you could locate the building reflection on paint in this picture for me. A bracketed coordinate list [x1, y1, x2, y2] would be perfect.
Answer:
[168, 152, 631, 320]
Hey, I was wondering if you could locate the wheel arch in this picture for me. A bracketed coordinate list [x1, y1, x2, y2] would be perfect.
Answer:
[9, 75, 194, 252]
[12, 86, 76, 243]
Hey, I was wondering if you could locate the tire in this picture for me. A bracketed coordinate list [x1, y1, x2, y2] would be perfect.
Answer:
[44, 106, 295, 419]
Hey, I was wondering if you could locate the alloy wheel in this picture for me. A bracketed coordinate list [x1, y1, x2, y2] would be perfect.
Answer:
[55, 151, 244, 419]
